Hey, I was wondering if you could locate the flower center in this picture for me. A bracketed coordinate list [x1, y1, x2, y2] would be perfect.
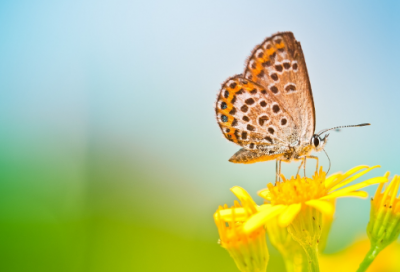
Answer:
[267, 172, 329, 205]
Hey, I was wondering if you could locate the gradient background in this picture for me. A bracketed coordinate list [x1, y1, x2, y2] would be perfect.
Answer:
[0, 1, 399, 271]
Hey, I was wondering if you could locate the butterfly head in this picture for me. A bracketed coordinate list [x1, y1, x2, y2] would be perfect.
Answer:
[311, 123, 370, 152]
[311, 133, 329, 152]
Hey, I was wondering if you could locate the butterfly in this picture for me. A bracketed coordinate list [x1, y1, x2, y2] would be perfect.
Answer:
[215, 32, 369, 180]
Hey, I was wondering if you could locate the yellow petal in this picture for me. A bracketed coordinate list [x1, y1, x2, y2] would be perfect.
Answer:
[373, 172, 390, 203]
[258, 188, 271, 200]
[217, 207, 248, 221]
[330, 165, 380, 191]
[374, 182, 385, 200]
[325, 165, 369, 189]
[306, 199, 334, 215]
[243, 205, 287, 233]
[230, 186, 257, 212]
[257, 204, 272, 212]
[382, 175, 397, 202]
[321, 177, 387, 200]
[344, 191, 369, 199]
[324, 173, 342, 188]
[390, 175, 400, 206]
[278, 203, 302, 227]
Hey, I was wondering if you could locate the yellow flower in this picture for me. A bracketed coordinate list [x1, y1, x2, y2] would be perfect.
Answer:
[243, 165, 387, 271]
[214, 186, 269, 272]
[367, 173, 400, 249]
[357, 173, 400, 271]
[244, 165, 386, 232]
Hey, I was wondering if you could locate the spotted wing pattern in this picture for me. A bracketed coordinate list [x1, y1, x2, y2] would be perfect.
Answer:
[215, 75, 298, 157]
[243, 32, 315, 144]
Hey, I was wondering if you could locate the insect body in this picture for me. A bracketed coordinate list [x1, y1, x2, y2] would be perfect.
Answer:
[215, 32, 369, 180]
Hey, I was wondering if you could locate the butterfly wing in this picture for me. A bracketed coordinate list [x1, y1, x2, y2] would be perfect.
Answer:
[215, 75, 298, 161]
[243, 32, 315, 145]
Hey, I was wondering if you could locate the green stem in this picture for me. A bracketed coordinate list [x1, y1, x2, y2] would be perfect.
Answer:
[302, 244, 319, 272]
[280, 246, 310, 272]
[356, 245, 381, 272]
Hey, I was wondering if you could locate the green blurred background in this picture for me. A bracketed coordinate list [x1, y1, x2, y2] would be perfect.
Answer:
[0, 0, 399, 271]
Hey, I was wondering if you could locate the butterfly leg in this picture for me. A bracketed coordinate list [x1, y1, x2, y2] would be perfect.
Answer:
[305, 155, 319, 172]
[296, 159, 304, 177]
[275, 160, 282, 183]
[296, 156, 317, 177]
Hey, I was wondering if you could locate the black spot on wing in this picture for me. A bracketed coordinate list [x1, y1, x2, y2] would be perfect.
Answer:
[271, 73, 278, 81]
[265, 136, 273, 143]
[247, 124, 255, 131]
[224, 90, 229, 98]
[245, 98, 255, 105]
[232, 118, 238, 127]
[258, 116, 269, 126]
[241, 105, 249, 112]
[270, 86, 279, 94]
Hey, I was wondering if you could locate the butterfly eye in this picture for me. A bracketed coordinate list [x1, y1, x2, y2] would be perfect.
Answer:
[313, 137, 320, 147]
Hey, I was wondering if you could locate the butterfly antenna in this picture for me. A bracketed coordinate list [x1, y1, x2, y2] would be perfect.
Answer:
[317, 123, 370, 137]
[323, 148, 331, 175]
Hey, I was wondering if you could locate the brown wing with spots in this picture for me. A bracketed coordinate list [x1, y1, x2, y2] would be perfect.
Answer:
[243, 32, 315, 144]
[215, 75, 296, 155]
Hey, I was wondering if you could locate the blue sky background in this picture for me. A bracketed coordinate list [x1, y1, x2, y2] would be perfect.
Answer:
[0, 0, 399, 271]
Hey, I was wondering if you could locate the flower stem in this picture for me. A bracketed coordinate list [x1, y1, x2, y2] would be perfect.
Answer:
[280, 246, 310, 272]
[302, 244, 320, 272]
[286, 206, 322, 272]
[356, 245, 381, 272]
